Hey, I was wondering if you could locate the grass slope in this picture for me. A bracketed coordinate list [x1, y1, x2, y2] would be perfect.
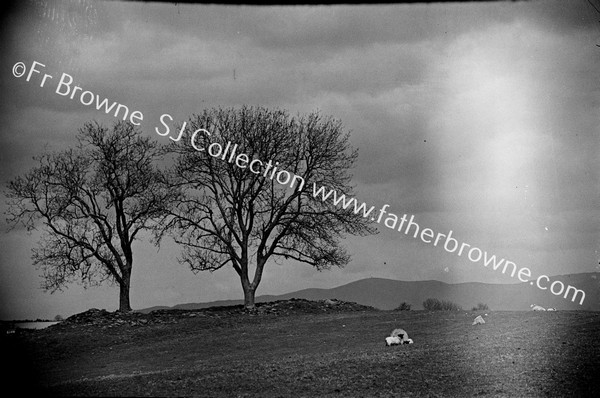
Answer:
[6, 307, 600, 397]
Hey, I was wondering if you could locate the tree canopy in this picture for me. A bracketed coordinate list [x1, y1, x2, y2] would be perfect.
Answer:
[6, 121, 176, 311]
[161, 106, 376, 309]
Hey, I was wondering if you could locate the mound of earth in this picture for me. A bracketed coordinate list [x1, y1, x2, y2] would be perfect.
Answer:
[55, 298, 376, 330]
[254, 298, 375, 315]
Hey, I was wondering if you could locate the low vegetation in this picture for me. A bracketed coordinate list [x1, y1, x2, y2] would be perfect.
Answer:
[394, 302, 412, 311]
[472, 302, 489, 311]
[422, 298, 461, 311]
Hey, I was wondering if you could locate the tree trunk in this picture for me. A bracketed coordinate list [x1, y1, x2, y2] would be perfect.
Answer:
[118, 274, 132, 312]
[241, 257, 265, 311]
[242, 283, 256, 310]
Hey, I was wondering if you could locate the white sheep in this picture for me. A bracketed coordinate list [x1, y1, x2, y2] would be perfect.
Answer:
[547, 307, 557, 311]
[530, 304, 546, 311]
[472, 315, 485, 325]
[385, 328, 413, 346]
[385, 336, 402, 346]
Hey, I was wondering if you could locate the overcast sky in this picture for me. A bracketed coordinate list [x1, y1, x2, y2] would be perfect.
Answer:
[1, 0, 599, 320]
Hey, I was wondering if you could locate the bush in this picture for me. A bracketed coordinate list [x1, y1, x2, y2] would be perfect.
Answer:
[471, 303, 489, 311]
[423, 298, 462, 311]
[394, 302, 412, 311]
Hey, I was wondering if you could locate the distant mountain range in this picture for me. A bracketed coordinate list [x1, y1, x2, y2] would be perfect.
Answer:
[138, 272, 600, 313]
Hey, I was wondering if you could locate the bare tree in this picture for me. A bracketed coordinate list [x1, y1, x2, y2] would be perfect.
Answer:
[6, 121, 176, 312]
[161, 106, 376, 310]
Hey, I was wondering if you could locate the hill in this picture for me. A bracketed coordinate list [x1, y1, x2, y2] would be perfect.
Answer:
[9, 307, 600, 396]
[138, 272, 600, 313]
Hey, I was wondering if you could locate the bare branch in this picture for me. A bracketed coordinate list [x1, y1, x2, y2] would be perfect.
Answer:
[5, 121, 178, 311]
[161, 107, 377, 308]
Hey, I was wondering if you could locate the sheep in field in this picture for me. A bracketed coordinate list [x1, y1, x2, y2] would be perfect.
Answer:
[385, 336, 402, 346]
[530, 304, 546, 311]
[385, 328, 413, 346]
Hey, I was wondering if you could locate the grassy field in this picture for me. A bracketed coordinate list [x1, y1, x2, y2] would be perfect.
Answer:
[5, 307, 600, 397]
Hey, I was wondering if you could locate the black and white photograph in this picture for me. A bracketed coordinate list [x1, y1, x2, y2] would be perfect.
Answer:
[1, 0, 599, 396]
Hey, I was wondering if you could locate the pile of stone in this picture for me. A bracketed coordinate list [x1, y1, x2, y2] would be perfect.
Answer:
[254, 298, 376, 316]
[58, 308, 179, 329]
[54, 299, 376, 330]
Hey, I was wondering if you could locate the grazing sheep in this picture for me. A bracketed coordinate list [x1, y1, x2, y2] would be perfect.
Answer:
[530, 304, 546, 311]
[547, 307, 557, 311]
[385, 336, 413, 345]
[386, 328, 413, 345]
[385, 336, 402, 346]
[472, 315, 485, 325]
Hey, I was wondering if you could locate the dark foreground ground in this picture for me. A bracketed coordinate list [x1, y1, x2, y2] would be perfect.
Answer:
[3, 299, 600, 397]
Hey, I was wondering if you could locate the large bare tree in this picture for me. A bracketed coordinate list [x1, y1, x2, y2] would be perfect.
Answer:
[6, 121, 176, 312]
[162, 106, 376, 310]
